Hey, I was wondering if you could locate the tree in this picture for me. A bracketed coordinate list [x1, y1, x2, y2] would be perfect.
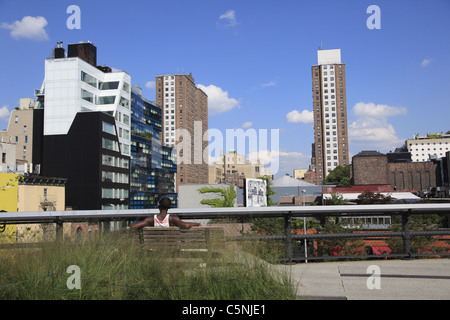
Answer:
[198, 186, 236, 208]
[357, 191, 392, 204]
[324, 165, 351, 187]
[326, 192, 348, 205]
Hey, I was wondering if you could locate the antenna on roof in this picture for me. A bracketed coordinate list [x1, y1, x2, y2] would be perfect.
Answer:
[319, 40, 323, 50]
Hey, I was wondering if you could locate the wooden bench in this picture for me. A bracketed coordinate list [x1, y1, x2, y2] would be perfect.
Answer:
[138, 226, 225, 255]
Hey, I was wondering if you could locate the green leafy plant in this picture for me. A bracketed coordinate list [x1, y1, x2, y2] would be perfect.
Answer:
[326, 192, 348, 205]
[387, 214, 447, 256]
[257, 176, 276, 206]
[357, 191, 393, 204]
[324, 165, 351, 187]
[198, 186, 236, 207]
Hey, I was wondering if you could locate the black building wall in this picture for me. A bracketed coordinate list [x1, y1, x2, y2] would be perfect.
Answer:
[31, 108, 44, 169]
[41, 112, 129, 210]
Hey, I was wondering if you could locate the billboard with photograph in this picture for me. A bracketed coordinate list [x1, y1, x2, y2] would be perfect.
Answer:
[244, 178, 267, 207]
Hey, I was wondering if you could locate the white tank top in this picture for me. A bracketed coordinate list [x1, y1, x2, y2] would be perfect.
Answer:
[154, 214, 170, 227]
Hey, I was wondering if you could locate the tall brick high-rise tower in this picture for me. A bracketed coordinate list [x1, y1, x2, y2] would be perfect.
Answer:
[311, 49, 349, 185]
[155, 74, 208, 187]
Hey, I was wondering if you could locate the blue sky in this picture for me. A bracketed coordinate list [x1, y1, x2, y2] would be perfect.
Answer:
[1, 0, 449, 178]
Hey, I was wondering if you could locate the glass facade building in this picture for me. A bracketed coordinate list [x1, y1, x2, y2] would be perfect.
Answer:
[130, 86, 177, 209]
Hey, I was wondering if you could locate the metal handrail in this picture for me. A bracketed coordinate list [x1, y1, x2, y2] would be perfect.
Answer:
[1, 203, 450, 262]
[1, 203, 450, 223]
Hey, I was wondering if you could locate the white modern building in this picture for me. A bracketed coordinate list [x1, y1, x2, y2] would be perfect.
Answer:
[36, 42, 132, 211]
[406, 132, 450, 162]
[41, 42, 131, 157]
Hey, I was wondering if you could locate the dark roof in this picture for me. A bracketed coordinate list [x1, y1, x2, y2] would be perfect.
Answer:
[353, 151, 386, 157]
[19, 175, 67, 186]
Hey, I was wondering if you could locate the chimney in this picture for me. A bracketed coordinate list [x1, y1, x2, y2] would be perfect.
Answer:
[53, 41, 65, 59]
[67, 41, 97, 66]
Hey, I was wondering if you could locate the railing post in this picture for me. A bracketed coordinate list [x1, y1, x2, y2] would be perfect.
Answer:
[402, 210, 412, 259]
[55, 218, 63, 242]
[284, 213, 293, 263]
[101, 220, 111, 236]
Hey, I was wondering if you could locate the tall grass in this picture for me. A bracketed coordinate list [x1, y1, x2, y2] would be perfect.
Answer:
[0, 231, 296, 300]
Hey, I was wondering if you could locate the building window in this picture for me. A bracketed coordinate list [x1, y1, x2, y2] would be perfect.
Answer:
[102, 154, 114, 167]
[102, 138, 118, 151]
[97, 96, 116, 105]
[102, 121, 116, 135]
[81, 71, 97, 88]
[122, 82, 130, 93]
[119, 96, 130, 109]
[123, 114, 130, 125]
[102, 188, 114, 199]
[102, 171, 114, 183]
[81, 89, 94, 103]
[122, 144, 130, 155]
[99, 81, 120, 90]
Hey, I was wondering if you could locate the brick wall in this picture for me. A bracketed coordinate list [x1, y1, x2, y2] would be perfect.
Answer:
[352, 151, 442, 192]
[352, 153, 388, 185]
[388, 161, 440, 191]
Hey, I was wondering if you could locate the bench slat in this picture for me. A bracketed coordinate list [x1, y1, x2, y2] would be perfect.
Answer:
[138, 226, 224, 253]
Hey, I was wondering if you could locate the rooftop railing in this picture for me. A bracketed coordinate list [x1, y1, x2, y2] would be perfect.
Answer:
[2, 203, 450, 262]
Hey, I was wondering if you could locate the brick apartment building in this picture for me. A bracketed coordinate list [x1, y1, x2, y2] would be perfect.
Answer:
[155, 74, 208, 188]
[312, 48, 349, 185]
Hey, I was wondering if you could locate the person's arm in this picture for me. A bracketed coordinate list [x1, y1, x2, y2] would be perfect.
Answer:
[130, 216, 153, 229]
[170, 215, 201, 229]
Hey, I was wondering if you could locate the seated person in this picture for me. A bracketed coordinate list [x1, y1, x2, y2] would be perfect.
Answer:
[130, 197, 201, 229]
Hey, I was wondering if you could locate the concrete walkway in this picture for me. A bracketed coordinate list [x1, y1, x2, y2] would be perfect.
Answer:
[277, 259, 450, 300]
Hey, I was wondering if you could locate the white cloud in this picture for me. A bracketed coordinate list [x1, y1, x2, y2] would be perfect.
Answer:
[285, 109, 313, 124]
[145, 81, 156, 89]
[421, 58, 432, 68]
[349, 118, 401, 143]
[242, 121, 252, 128]
[261, 80, 277, 88]
[197, 84, 240, 115]
[349, 102, 407, 152]
[1, 16, 49, 41]
[352, 102, 407, 119]
[0, 106, 10, 120]
[218, 10, 238, 28]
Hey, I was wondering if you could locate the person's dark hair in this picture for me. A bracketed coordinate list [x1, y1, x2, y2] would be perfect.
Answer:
[158, 197, 171, 211]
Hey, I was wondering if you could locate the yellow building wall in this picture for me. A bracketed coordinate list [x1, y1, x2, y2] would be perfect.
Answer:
[294, 169, 308, 179]
[16, 184, 66, 242]
[17, 185, 65, 212]
[0, 173, 19, 244]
